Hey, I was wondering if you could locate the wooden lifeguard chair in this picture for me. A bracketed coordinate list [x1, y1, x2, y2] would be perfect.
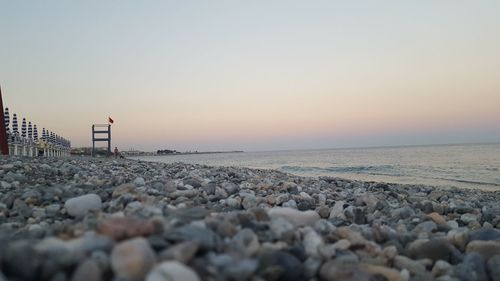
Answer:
[92, 124, 111, 157]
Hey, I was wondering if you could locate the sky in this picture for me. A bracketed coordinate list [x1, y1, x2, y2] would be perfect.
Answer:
[1, 1, 499, 152]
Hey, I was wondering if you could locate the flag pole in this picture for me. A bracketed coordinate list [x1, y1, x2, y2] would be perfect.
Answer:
[0, 85, 9, 155]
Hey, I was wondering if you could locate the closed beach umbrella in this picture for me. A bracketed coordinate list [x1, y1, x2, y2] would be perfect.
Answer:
[28, 122, 33, 139]
[33, 125, 38, 142]
[50, 132, 55, 144]
[42, 128, 46, 142]
[21, 118, 27, 138]
[4, 108, 9, 131]
[12, 114, 18, 134]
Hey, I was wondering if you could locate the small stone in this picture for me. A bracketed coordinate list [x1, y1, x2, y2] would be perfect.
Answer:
[413, 221, 437, 234]
[3, 240, 42, 281]
[97, 217, 155, 241]
[487, 255, 500, 281]
[220, 258, 258, 281]
[165, 225, 218, 250]
[447, 228, 470, 251]
[133, 177, 146, 187]
[360, 264, 406, 281]
[146, 261, 200, 281]
[447, 220, 459, 229]
[317, 206, 330, 218]
[393, 255, 426, 275]
[259, 251, 304, 281]
[470, 228, 500, 241]
[233, 228, 260, 257]
[304, 257, 322, 278]
[451, 253, 488, 281]
[303, 228, 324, 258]
[111, 238, 156, 281]
[391, 206, 415, 220]
[282, 199, 298, 209]
[297, 200, 314, 211]
[460, 213, 478, 224]
[242, 194, 259, 210]
[319, 260, 370, 281]
[329, 201, 346, 220]
[159, 242, 199, 264]
[112, 183, 136, 197]
[226, 198, 241, 209]
[268, 207, 320, 227]
[432, 260, 452, 277]
[408, 239, 460, 263]
[333, 239, 351, 251]
[466, 240, 500, 260]
[269, 217, 295, 239]
[427, 212, 447, 225]
[71, 259, 102, 281]
[64, 194, 102, 217]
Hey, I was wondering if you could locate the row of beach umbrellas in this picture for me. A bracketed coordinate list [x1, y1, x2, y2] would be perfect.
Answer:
[4, 107, 71, 148]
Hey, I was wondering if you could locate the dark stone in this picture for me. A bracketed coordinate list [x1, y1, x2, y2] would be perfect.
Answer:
[452, 253, 488, 281]
[409, 239, 462, 263]
[258, 251, 304, 281]
[319, 260, 370, 281]
[470, 229, 500, 242]
[297, 201, 314, 211]
[2, 240, 42, 281]
[487, 255, 500, 281]
[344, 206, 366, 224]
[164, 225, 218, 250]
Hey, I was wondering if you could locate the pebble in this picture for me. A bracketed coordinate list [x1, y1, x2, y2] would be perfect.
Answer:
[302, 228, 324, 258]
[146, 261, 200, 281]
[268, 207, 320, 226]
[159, 242, 199, 263]
[487, 255, 500, 281]
[133, 177, 146, 187]
[466, 240, 500, 260]
[64, 194, 102, 217]
[97, 216, 155, 241]
[71, 259, 102, 281]
[111, 238, 156, 280]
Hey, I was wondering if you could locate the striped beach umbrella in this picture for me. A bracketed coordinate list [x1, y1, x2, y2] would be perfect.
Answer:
[4, 108, 9, 131]
[28, 122, 33, 140]
[21, 118, 27, 138]
[33, 125, 38, 142]
[50, 132, 55, 144]
[12, 114, 18, 134]
[42, 128, 46, 142]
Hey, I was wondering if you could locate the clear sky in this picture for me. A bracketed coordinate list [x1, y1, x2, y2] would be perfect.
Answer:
[1, 1, 499, 152]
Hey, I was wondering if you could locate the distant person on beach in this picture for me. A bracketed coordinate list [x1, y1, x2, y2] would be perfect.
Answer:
[114, 147, 119, 158]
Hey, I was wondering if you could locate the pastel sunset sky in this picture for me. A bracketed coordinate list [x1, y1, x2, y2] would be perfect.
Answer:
[1, 1, 499, 151]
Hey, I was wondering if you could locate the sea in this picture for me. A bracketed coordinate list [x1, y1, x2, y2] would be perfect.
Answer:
[132, 143, 500, 190]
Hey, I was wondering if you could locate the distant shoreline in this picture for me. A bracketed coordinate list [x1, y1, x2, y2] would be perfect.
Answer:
[127, 150, 245, 157]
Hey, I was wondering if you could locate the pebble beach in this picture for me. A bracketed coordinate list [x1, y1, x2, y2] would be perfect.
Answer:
[1, 157, 500, 281]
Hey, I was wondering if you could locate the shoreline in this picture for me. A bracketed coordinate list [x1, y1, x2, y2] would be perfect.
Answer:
[0, 156, 499, 281]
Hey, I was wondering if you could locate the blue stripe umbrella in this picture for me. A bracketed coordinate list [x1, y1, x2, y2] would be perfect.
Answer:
[50, 132, 55, 144]
[12, 114, 18, 134]
[21, 118, 27, 138]
[28, 122, 33, 140]
[33, 125, 38, 142]
[4, 108, 9, 131]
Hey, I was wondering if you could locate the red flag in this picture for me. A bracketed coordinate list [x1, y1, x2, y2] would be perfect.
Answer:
[108, 117, 114, 124]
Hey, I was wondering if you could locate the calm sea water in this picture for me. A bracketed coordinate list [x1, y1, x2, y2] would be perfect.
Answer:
[133, 143, 500, 190]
